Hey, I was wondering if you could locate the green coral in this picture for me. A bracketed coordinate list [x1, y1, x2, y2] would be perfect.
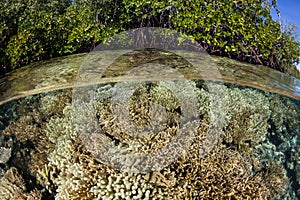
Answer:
[268, 94, 299, 137]
[264, 94, 300, 198]
[39, 89, 72, 118]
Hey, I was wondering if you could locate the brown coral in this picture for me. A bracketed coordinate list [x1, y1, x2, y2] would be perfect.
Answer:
[2, 112, 43, 143]
[223, 88, 271, 154]
[39, 89, 72, 118]
[261, 162, 288, 199]
[42, 99, 273, 199]
[0, 167, 42, 200]
[225, 106, 269, 154]
[15, 81, 293, 199]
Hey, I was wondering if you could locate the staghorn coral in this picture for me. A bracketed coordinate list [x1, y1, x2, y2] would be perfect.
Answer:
[2, 111, 43, 143]
[36, 80, 290, 199]
[0, 167, 42, 200]
[39, 89, 72, 118]
[261, 162, 289, 199]
[0, 91, 71, 197]
[2, 89, 72, 143]
[0, 147, 11, 164]
[178, 145, 270, 199]
[149, 83, 180, 111]
[268, 94, 299, 137]
[40, 105, 159, 199]
[1, 104, 54, 175]
[223, 87, 271, 153]
[0, 79, 292, 199]
[193, 82, 271, 154]
[257, 94, 300, 198]
[41, 114, 271, 199]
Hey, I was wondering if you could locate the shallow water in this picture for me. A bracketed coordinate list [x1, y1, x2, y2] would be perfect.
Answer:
[0, 49, 299, 199]
[0, 50, 299, 106]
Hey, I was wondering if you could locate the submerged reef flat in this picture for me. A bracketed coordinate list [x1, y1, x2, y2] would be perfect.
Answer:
[0, 80, 299, 199]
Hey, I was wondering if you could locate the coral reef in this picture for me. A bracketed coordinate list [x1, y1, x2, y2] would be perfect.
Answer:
[2, 113, 43, 143]
[193, 82, 271, 154]
[0, 167, 42, 200]
[261, 162, 289, 199]
[0, 147, 11, 164]
[39, 89, 72, 118]
[257, 94, 300, 198]
[35, 80, 293, 199]
[223, 87, 271, 154]
[0, 90, 72, 198]
[0, 80, 298, 199]
[39, 100, 271, 199]
[268, 94, 299, 137]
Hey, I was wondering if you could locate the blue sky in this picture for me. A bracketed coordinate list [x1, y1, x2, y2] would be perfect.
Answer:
[276, 0, 300, 38]
[273, 0, 300, 71]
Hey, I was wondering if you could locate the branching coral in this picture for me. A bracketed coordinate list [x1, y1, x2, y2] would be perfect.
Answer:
[0, 167, 42, 200]
[261, 161, 288, 199]
[259, 94, 300, 198]
[268, 94, 299, 137]
[36, 80, 292, 199]
[182, 146, 270, 199]
[39, 89, 72, 118]
[2, 112, 43, 143]
[1, 79, 294, 199]
[41, 111, 272, 199]
[193, 82, 272, 154]
[222, 87, 271, 153]
[1, 102, 53, 176]
[0, 91, 71, 197]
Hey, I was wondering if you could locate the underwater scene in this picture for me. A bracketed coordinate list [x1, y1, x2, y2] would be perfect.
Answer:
[0, 80, 299, 200]
[0, 33, 299, 199]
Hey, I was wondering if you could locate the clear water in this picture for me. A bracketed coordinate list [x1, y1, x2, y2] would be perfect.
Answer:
[0, 49, 299, 199]
[0, 80, 299, 199]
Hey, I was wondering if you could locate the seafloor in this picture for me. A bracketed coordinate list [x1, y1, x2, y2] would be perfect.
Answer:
[0, 80, 299, 200]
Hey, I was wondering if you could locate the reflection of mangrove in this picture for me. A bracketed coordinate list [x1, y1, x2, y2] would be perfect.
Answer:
[98, 49, 200, 80]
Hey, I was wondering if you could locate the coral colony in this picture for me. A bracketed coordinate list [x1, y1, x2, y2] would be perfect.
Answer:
[0, 79, 299, 199]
